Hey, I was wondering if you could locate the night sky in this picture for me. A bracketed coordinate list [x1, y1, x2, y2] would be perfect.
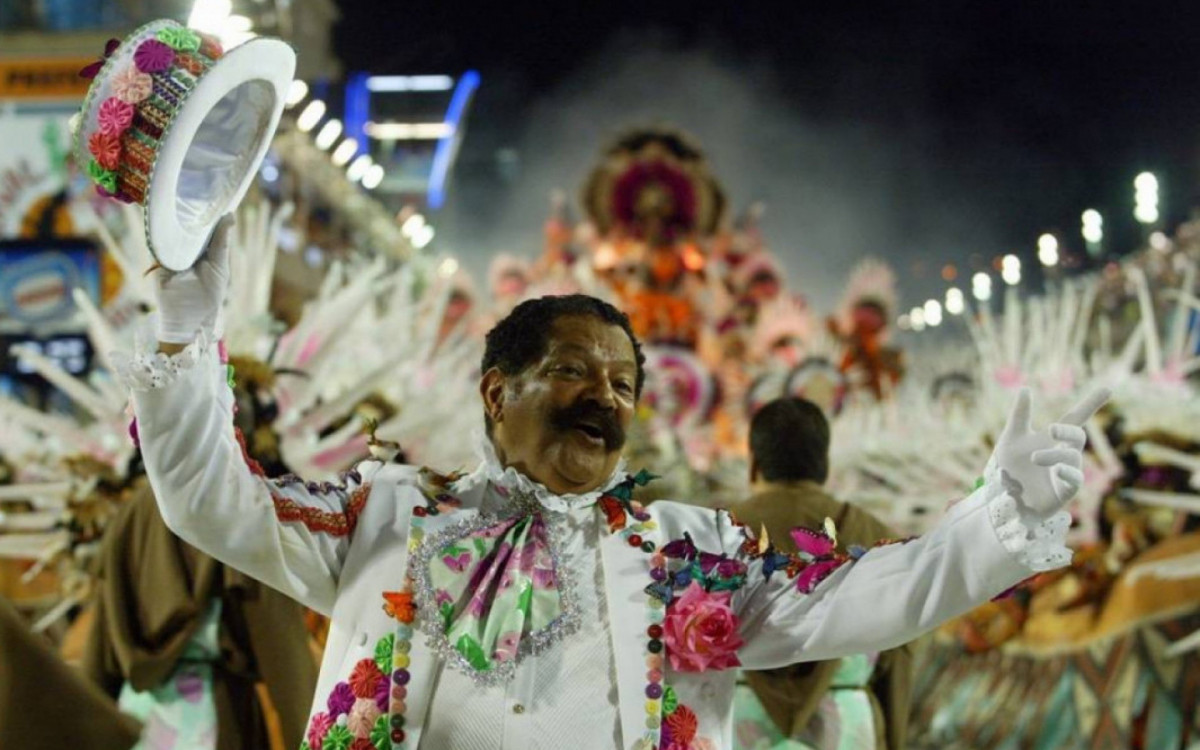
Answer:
[334, 1, 1200, 309]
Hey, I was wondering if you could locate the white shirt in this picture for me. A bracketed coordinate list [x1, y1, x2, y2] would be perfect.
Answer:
[421, 490, 623, 749]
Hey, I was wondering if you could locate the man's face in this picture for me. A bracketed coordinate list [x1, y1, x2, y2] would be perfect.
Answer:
[482, 315, 638, 495]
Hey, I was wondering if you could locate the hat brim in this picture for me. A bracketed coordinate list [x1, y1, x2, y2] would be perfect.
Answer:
[147, 38, 295, 271]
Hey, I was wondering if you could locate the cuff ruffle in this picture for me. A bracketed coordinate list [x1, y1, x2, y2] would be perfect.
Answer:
[981, 462, 1073, 572]
[111, 329, 212, 391]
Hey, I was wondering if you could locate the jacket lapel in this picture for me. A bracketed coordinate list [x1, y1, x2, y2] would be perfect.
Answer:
[600, 510, 662, 750]
[388, 478, 485, 749]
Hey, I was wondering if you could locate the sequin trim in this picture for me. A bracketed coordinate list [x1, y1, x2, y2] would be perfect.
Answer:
[409, 492, 583, 687]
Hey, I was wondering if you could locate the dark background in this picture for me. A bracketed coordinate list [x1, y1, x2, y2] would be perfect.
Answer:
[334, 1, 1200, 310]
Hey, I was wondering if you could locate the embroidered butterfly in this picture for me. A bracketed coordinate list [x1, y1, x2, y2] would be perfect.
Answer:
[607, 469, 659, 502]
[661, 532, 697, 561]
[760, 551, 794, 581]
[79, 38, 121, 80]
[597, 495, 629, 533]
[382, 590, 416, 624]
[787, 520, 851, 593]
[632, 469, 660, 486]
[789, 525, 838, 561]
[698, 552, 747, 580]
[740, 524, 772, 558]
[794, 559, 847, 594]
[644, 581, 675, 606]
[671, 565, 697, 589]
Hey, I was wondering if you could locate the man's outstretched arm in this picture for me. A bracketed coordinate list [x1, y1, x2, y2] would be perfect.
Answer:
[733, 389, 1107, 668]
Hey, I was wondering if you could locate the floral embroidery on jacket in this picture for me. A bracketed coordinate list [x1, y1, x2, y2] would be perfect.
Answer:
[658, 691, 716, 750]
[303, 635, 397, 750]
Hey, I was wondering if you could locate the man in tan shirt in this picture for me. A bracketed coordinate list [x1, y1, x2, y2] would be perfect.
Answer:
[733, 397, 913, 749]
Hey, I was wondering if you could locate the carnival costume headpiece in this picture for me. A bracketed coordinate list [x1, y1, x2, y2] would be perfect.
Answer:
[72, 19, 294, 270]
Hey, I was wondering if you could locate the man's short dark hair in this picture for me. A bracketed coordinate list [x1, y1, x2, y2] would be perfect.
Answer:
[749, 397, 830, 483]
[482, 295, 647, 429]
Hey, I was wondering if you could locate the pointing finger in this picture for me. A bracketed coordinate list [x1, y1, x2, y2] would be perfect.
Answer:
[1059, 388, 1111, 427]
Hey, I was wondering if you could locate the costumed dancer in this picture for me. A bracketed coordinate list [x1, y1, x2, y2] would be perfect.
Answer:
[82, 26, 1105, 750]
[125, 247, 1104, 749]
[826, 260, 904, 401]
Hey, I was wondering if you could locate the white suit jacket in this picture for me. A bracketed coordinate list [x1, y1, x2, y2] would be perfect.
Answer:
[127, 338, 1065, 750]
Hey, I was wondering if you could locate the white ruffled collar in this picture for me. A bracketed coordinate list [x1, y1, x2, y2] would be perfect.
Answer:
[461, 431, 629, 513]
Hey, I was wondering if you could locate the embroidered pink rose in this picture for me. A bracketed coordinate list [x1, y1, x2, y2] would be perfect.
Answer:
[111, 66, 153, 103]
[661, 582, 743, 672]
[307, 711, 334, 750]
[97, 96, 134, 136]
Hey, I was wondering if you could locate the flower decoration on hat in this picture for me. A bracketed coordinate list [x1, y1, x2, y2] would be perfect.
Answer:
[110, 66, 153, 104]
[86, 159, 118, 194]
[97, 97, 134, 136]
[156, 26, 202, 53]
[87, 131, 122, 170]
[134, 38, 175, 73]
[76, 21, 227, 204]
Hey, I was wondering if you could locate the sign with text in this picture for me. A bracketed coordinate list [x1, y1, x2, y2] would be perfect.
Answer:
[0, 58, 92, 99]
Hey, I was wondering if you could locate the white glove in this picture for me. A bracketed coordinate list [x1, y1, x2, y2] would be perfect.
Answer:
[153, 216, 234, 344]
[991, 387, 1110, 518]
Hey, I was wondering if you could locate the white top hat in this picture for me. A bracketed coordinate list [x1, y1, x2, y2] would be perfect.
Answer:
[73, 19, 295, 271]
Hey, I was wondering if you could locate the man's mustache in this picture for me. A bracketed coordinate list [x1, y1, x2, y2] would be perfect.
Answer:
[549, 402, 626, 451]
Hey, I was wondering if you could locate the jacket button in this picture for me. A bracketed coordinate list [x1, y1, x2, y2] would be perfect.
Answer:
[512, 703, 526, 714]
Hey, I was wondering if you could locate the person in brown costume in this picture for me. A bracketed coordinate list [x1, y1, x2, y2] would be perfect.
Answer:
[732, 397, 913, 749]
[0, 594, 142, 748]
[83, 476, 318, 750]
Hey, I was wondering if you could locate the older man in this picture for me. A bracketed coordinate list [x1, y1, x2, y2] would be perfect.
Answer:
[119, 226, 1103, 750]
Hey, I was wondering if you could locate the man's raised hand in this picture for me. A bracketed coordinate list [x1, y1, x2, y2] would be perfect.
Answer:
[992, 387, 1111, 517]
[154, 214, 234, 345]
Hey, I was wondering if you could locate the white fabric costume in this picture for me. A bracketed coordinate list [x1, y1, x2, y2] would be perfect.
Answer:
[119, 324, 1086, 750]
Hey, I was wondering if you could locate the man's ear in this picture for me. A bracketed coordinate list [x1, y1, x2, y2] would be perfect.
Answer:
[480, 368, 507, 424]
